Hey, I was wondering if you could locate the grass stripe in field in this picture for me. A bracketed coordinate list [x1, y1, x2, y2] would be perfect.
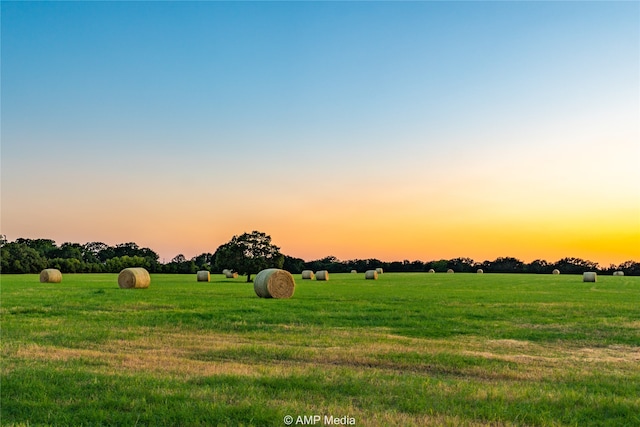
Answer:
[1, 273, 639, 426]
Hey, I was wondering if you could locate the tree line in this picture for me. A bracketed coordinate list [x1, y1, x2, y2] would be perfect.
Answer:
[1, 235, 638, 276]
[289, 255, 640, 276]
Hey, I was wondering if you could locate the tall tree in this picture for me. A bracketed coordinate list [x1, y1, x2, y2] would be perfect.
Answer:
[214, 231, 284, 282]
[617, 260, 640, 276]
[171, 254, 187, 264]
[282, 255, 305, 274]
[0, 242, 47, 273]
[527, 259, 551, 274]
[52, 242, 84, 261]
[448, 257, 475, 273]
[192, 252, 213, 270]
[82, 242, 109, 263]
[15, 238, 57, 258]
[487, 257, 524, 273]
[553, 257, 599, 275]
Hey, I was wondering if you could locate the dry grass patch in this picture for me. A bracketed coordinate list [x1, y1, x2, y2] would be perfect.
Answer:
[9, 325, 639, 387]
[573, 345, 640, 363]
[14, 342, 260, 379]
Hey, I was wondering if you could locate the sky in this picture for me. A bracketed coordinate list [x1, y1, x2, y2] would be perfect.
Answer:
[1, 1, 639, 266]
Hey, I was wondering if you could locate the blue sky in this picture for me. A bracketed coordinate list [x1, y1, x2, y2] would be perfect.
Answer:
[2, 1, 639, 264]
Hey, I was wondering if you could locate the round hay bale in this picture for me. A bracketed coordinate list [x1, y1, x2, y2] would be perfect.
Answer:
[196, 270, 210, 282]
[118, 267, 150, 289]
[316, 270, 329, 281]
[222, 269, 231, 276]
[428, 269, 435, 273]
[351, 270, 357, 274]
[375, 268, 383, 274]
[301, 270, 315, 280]
[477, 269, 483, 274]
[447, 269, 454, 273]
[583, 272, 597, 283]
[39, 268, 62, 283]
[613, 271, 624, 276]
[254, 268, 295, 299]
[225, 271, 238, 279]
[365, 270, 378, 280]
[552, 269, 560, 275]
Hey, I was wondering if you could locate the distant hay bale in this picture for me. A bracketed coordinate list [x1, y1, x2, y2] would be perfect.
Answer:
[316, 270, 329, 281]
[552, 269, 560, 275]
[196, 270, 210, 282]
[447, 269, 454, 273]
[428, 269, 435, 273]
[375, 268, 383, 274]
[254, 268, 295, 299]
[477, 269, 483, 274]
[39, 268, 62, 283]
[301, 270, 315, 280]
[222, 269, 231, 275]
[118, 267, 150, 289]
[224, 271, 238, 279]
[613, 271, 624, 276]
[351, 270, 357, 274]
[583, 272, 597, 283]
[365, 270, 378, 280]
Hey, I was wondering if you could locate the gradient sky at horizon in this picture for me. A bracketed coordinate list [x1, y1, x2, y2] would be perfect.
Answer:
[2, 1, 639, 266]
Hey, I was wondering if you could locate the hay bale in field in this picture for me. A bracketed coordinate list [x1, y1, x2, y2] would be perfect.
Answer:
[375, 268, 383, 274]
[613, 271, 624, 276]
[39, 268, 62, 283]
[447, 269, 454, 273]
[301, 270, 314, 280]
[552, 269, 560, 275]
[428, 269, 435, 273]
[583, 272, 597, 283]
[316, 270, 329, 281]
[222, 269, 231, 276]
[254, 268, 295, 299]
[351, 270, 357, 274]
[118, 267, 150, 289]
[477, 269, 483, 274]
[365, 270, 378, 280]
[196, 270, 210, 282]
[225, 271, 238, 279]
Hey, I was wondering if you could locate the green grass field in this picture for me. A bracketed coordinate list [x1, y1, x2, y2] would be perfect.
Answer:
[1, 273, 639, 426]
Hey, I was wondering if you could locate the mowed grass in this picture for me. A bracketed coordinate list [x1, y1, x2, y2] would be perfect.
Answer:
[1, 273, 639, 426]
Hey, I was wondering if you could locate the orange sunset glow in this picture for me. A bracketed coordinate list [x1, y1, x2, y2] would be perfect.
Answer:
[2, 1, 638, 267]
